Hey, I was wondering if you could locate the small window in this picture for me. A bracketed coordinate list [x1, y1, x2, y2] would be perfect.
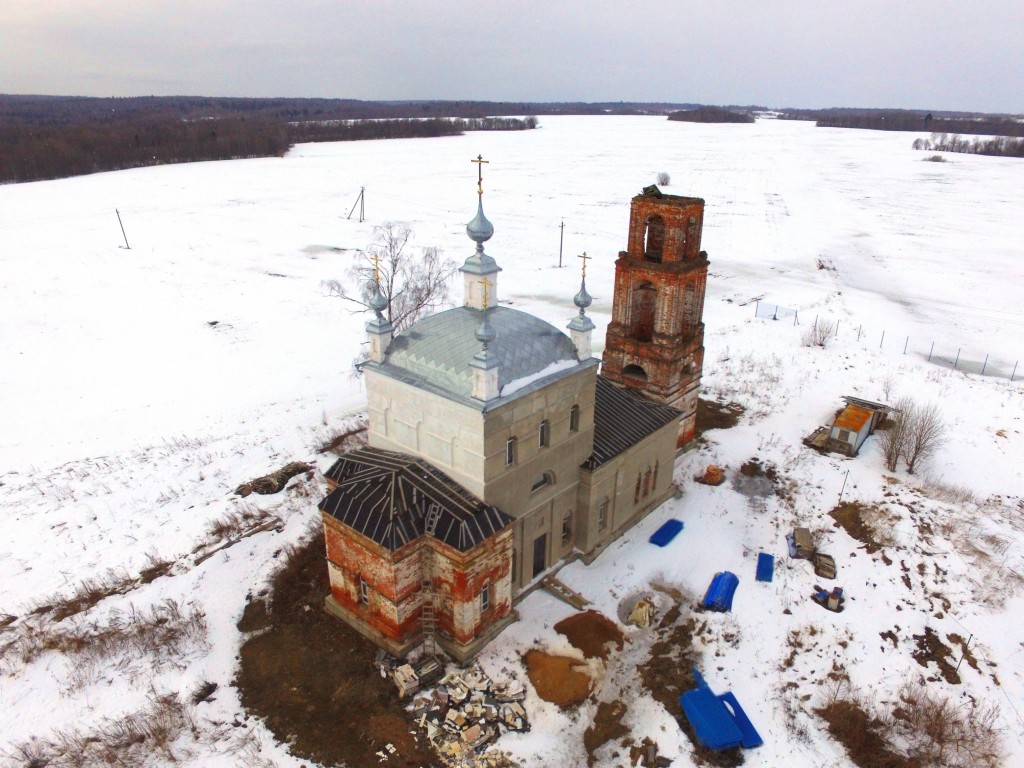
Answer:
[569, 405, 580, 433]
[505, 436, 517, 466]
[359, 577, 369, 605]
[598, 499, 609, 531]
[531, 472, 553, 492]
[539, 420, 550, 448]
[837, 429, 851, 443]
[480, 583, 490, 613]
[561, 513, 573, 545]
[634, 474, 642, 503]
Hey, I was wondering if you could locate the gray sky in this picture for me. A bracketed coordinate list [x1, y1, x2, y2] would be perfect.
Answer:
[4, 1, 1022, 112]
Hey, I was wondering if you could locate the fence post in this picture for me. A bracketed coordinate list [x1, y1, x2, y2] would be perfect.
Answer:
[793, 311, 798, 326]
[981, 354, 989, 376]
[903, 337, 908, 354]
[953, 348, 961, 370]
[857, 325, 862, 342]
[755, 300, 759, 317]
[880, 330, 885, 349]
[1012, 361, 1018, 382]
[928, 341, 934, 362]
[813, 315, 818, 330]
[835, 321, 840, 338]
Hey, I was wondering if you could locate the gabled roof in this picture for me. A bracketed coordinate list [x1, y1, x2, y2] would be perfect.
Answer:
[319, 447, 513, 553]
[583, 377, 682, 469]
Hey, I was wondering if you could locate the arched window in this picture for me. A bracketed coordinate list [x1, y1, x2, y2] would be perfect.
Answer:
[643, 467, 652, 497]
[653, 461, 659, 489]
[569, 405, 580, 433]
[644, 215, 665, 262]
[629, 282, 656, 341]
[531, 471, 554, 492]
[505, 436, 517, 466]
[634, 474, 642, 503]
[539, 419, 550, 448]
[622, 364, 648, 385]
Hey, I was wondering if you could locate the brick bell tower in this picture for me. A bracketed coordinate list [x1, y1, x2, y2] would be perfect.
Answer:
[601, 186, 709, 447]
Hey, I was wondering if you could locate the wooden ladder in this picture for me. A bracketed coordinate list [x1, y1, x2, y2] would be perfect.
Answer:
[420, 555, 438, 657]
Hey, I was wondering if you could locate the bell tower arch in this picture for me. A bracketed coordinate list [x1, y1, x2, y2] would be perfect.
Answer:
[601, 185, 709, 447]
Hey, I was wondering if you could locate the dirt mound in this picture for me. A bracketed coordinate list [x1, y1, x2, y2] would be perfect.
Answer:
[695, 465, 726, 485]
[235, 530, 433, 767]
[554, 610, 625, 660]
[235, 461, 313, 496]
[524, 650, 592, 708]
[584, 700, 629, 766]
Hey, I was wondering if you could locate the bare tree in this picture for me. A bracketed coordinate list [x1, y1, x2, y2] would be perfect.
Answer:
[323, 222, 458, 333]
[877, 396, 912, 472]
[657, 171, 671, 186]
[904, 401, 945, 474]
[801, 318, 836, 348]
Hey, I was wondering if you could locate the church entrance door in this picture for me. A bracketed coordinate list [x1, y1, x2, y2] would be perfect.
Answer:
[532, 534, 547, 579]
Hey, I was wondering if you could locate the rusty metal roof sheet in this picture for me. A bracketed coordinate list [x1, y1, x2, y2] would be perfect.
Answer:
[834, 404, 873, 432]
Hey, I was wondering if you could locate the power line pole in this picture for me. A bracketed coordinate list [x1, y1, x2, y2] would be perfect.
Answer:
[347, 187, 365, 222]
[115, 209, 130, 249]
[558, 220, 565, 267]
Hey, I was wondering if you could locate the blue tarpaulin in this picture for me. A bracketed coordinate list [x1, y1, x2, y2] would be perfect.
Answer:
[702, 571, 739, 612]
[649, 519, 684, 547]
[755, 553, 774, 582]
[680, 667, 763, 751]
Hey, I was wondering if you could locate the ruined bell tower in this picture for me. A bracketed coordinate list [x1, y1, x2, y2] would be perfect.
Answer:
[601, 186, 709, 447]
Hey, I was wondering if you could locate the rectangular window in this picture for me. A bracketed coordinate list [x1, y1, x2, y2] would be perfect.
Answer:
[481, 583, 490, 613]
[561, 513, 572, 545]
[569, 405, 580, 433]
[539, 420, 550, 448]
[598, 499, 609, 531]
[359, 577, 369, 604]
[505, 436, 517, 466]
[837, 429, 851, 442]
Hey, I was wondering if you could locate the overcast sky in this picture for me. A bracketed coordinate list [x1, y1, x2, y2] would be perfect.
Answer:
[4, 1, 1022, 112]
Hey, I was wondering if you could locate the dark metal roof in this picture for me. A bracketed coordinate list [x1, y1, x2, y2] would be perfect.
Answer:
[583, 377, 682, 469]
[319, 447, 513, 553]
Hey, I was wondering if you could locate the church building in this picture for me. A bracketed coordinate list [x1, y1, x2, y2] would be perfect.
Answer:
[319, 168, 710, 662]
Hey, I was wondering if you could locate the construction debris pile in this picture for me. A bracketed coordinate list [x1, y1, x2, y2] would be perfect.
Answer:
[407, 666, 529, 768]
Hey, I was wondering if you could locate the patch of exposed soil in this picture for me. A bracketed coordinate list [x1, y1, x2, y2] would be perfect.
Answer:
[829, 502, 884, 554]
[816, 699, 908, 768]
[583, 700, 629, 767]
[696, 399, 744, 436]
[235, 530, 433, 768]
[732, 457, 777, 499]
[555, 610, 625, 660]
[912, 626, 961, 684]
[234, 461, 313, 497]
[524, 650, 592, 708]
[638, 606, 742, 767]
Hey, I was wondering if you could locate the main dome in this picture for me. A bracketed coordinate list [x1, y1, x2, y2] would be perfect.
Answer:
[377, 305, 581, 403]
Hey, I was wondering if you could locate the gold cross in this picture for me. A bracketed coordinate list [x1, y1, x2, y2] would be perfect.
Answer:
[471, 154, 489, 196]
[371, 252, 381, 284]
[578, 251, 590, 279]
[479, 276, 492, 309]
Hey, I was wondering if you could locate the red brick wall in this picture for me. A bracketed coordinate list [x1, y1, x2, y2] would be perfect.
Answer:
[603, 191, 709, 447]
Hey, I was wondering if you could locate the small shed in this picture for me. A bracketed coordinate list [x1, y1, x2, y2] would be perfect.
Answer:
[805, 396, 895, 457]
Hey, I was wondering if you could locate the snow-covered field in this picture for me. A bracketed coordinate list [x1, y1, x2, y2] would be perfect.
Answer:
[1, 116, 1022, 767]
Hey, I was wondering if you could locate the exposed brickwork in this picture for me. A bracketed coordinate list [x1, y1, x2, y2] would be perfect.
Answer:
[602, 189, 709, 447]
[322, 512, 513, 655]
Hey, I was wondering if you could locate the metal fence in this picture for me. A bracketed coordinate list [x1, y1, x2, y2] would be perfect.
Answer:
[754, 305, 1021, 382]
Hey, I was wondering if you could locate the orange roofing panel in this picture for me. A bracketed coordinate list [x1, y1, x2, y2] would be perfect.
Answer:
[835, 405, 873, 432]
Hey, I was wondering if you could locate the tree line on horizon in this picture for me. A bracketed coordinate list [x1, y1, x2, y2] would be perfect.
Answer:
[0, 94, 557, 183]
[778, 107, 1024, 137]
[667, 106, 755, 124]
[913, 133, 1024, 159]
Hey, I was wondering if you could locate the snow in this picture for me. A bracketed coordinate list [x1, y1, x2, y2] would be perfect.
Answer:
[500, 358, 579, 397]
[2, 115, 1023, 767]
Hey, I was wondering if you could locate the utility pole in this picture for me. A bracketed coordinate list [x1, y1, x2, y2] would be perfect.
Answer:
[347, 187, 365, 222]
[115, 209, 130, 249]
[558, 220, 565, 267]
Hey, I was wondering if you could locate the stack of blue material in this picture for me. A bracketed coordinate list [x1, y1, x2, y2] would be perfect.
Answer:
[702, 571, 739, 612]
[680, 667, 764, 751]
[755, 553, 775, 582]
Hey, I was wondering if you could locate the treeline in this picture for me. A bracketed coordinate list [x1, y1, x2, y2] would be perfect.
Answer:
[1, 117, 289, 183]
[0, 94, 547, 183]
[913, 133, 1024, 159]
[288, 116, 536, 143]
[778, 107, 1024, 137]
[667, 106, 754, 124]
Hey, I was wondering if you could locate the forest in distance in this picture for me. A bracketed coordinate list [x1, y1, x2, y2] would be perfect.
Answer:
[2, 95, 1022, 184]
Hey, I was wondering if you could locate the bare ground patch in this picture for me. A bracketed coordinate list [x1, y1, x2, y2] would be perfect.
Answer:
[235, 529, 434, 768]
[828, 501, 895, 554]
[696, 399, 745, 436]
[523, 650, 593, 708]
[554, 610, 624, 660]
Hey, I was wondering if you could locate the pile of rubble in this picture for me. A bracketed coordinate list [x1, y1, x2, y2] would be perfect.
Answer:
[407, 666, 529, 768]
